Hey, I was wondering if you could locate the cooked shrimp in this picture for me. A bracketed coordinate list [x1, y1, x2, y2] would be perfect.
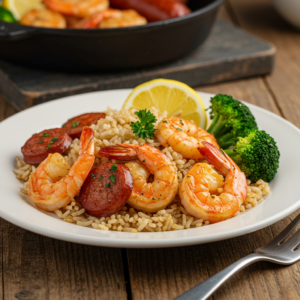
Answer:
[179, 142, 247, 223]
[98, 9, 147, 28]
[73, 9, 147, 29]
[99, 144, 178, 213]
[43, 0, 109, 18]
[20, 9, 66, 28]
[28, 127, 95, 212]
[155, 117, 219, 160]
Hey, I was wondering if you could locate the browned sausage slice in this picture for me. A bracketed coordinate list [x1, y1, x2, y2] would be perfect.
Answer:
[62, 112, 106, 139]
[21, 128, 72, 165]
[79, 163, 133, 218]
[110, 0, 191, 22]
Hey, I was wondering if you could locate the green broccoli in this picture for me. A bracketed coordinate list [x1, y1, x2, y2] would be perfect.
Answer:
[224, 130, 280, 183]
[207, 94, 258, 149]
[0, 7, 17, 23]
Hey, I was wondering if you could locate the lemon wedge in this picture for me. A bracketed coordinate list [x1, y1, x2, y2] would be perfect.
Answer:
[2, 0, 44, 20]
[122, 79, 207, 128]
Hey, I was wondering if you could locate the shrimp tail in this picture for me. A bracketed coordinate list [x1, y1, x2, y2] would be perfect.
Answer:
[200, 141, 247, 203]
[199, 142, 231, 176]
[221, 149, 242, 172]
[80, 127, 95, 155]
[98, 145, 138, 161]
[117, 144, 139, 149]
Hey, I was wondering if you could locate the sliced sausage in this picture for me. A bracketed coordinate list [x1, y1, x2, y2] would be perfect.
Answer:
[62, 112, 106, 139]
[110, 0, 191, 22]
[21, 128, 72, 165]
[79, 163, 133, 217]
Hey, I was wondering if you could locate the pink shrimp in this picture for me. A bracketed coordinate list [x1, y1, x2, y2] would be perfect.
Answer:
[99, 144, 178, 213]
[28, 127, 95, 212]
[179, 142, 247, 223]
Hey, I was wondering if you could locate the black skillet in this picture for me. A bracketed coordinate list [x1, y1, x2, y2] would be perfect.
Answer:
[0, 0, 223, 71]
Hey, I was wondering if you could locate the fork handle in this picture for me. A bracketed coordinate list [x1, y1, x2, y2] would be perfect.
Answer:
[174, 253, 265, 300]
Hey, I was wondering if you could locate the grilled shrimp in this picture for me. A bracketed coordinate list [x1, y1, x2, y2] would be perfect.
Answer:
[99, 144, 178, 213]
[98, 9, 147, 28]
[179, 142, 247, 223]
[73, 9, 147, 29]
[20, 9, 67, 28]
[155, 117, 219, 160]
[28, 127, 95, 212]
[43, 0, 109, 18]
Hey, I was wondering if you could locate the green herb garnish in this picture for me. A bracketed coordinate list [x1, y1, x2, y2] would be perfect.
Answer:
[106, 183, 110, 188]
[68, 119, 73, 122]
[109, 164, 117, 172]
[91, 174, 95, 178]
[71, 121, 80, 128]
[108, 174, 115, 183]
[62, 125, 66, 128]
[177, 128, 183, 131]
[38, 140, 43, 144]
[130, 109, 157, 139]
[47, 145, 51, 150]
[51, 137, 58, 142]
[42, 133, 51, 137]
[180, 120, 184, 126]
[99, 176, 103, 181]
[162, 120, 168, 123]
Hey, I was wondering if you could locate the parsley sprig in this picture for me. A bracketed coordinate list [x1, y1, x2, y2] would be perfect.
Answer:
[130, 109, 157, 139]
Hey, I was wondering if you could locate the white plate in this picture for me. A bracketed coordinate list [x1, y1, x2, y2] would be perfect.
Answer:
[0, 90, 299, 248]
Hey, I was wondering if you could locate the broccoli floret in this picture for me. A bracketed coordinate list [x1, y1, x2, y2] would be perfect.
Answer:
[207, 94, 258, 149]
[224, 130, 280, 182]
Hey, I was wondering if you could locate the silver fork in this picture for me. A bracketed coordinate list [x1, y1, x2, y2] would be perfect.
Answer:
[175, 213, 300, 300]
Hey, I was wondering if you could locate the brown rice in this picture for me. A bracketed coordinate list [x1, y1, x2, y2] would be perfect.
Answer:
[14, 107, 271, 232]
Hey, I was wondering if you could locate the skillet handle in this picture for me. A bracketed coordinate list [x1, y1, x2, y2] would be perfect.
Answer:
[0, 21, 38, 41]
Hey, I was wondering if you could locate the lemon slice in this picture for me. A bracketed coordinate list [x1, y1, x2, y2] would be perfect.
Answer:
[122, 79, 207, 128]
[2, 0, 44, 20]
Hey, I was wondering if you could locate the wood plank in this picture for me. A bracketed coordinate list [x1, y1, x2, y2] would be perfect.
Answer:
[227, 0, 300, 128]
[198, 77, 280, 115]
[0, 95, 16, 121]
[0, 18, 275, 111]
[127, 76, 285, 300]
[1, 218, 128, 300]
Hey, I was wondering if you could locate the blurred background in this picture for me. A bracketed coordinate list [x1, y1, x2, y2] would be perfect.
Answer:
[0, 0, 299, 112]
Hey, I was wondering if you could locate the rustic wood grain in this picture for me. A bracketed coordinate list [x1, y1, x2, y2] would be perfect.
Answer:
[0, 18, 275, 111]
[0, 95, 16, 121]
[227, 0, 300, 128]
[0, 217, 128, 300]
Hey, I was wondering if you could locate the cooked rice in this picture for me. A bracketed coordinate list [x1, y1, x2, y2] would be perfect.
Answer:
[14, 107, 271, 232]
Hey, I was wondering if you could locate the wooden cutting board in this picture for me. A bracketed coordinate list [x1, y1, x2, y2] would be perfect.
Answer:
[0, 19, 276, 111]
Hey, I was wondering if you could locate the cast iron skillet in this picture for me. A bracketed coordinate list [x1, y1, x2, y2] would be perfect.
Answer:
[0, 0, 223, 71]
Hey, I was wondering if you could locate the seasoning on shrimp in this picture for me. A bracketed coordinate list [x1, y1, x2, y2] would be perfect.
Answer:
[28, 127, 95, 211]
[155, 117, 219, 160]
[99, 144, 178, 213]
[179, 142, 247, 223]
[43, 0, 109, 18]
[98, 9, 147, 28]
[20, 9, 67, 28]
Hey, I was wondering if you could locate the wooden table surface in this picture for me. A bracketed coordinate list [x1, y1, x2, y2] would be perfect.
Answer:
[1, 0, 300, 299]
